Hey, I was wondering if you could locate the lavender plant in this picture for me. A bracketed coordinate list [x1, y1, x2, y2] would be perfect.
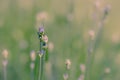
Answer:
[63, 59, 71, 80]
[2, 49, 8, 80]
[99, 67, 111, 80]
[78, 64, 85, 80]
[30, 50, 36, 80]
[37, 26, 48, 80]
[84, 1, 110, 80]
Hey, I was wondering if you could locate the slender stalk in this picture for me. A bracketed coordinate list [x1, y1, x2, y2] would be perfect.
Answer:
[85, 4, 110, 80]
[64, 67, 70, 80]
[38, 41, 45, 80]
[2, 60, 8, 80]
[31, 69, 34, 80]
[38, 54, 45, 80]
[30, 62, 34, 80]
[85, 20, 104, 80]
[2, 50, 8, 80]
[63, 59, 71, 80]
[84, 39, 94, 80]
[89, 11, 108, 79]
[37, 25, 48, 80]
[3, 65, 7, 80]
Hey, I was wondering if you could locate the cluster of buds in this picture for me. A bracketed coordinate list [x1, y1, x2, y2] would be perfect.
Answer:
[37, 26, 48, 57]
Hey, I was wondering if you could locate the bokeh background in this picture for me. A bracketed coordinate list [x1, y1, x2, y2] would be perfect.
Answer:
[0, 0, 120, 80]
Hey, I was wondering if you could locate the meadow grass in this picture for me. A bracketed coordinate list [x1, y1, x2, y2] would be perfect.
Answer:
[0, 0, 120, 80]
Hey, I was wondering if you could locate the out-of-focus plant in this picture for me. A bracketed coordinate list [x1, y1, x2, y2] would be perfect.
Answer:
[30, 50, 36, 80]
[84, 1, 111, 80]
[2, 49, 8, 80]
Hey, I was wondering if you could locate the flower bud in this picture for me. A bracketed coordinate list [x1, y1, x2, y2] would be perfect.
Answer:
[2, 49, 8, 59]
[88, 30, 95, 40]
[30, 51, 36, 61]
[63, 73, 68, 80]
[65, 59, 71, 70]
[80, 64, 86, 73]
[42, 35, 48, 43]
[104, 67, 111, 74]
[39, 27, 44, 33]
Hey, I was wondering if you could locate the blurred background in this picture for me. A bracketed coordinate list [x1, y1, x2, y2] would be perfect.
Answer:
[0, 0, 120, 80]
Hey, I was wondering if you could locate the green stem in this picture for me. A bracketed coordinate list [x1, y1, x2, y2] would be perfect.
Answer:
[38, 56, 44, 80]
[30, 62, 34, 80]
[85, 19, 105, 80]
[3, 65, 7, 80]
[84, 39, 94, 80]
[3, 60, 7, 80]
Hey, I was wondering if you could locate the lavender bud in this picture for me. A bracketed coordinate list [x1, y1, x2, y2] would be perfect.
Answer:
[104, 5, 111, 15]
[39, 27, 44, 33]
[38, 26, 44, 39]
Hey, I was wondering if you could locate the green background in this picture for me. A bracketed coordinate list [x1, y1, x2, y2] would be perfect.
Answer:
[0, 0, 120, 80]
